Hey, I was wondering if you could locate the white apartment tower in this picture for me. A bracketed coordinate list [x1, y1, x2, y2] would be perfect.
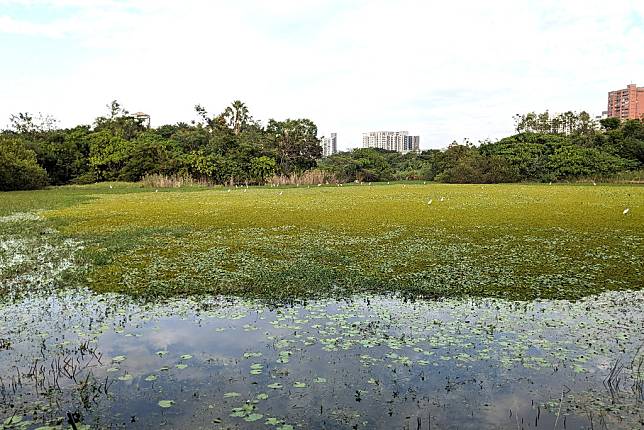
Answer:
[362, 131, 420, 154]
[321, 133, 337, 157]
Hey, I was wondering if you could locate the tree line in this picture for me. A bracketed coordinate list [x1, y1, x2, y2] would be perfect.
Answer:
[320, 113, 643, 183]
[1, 104, 642, 191]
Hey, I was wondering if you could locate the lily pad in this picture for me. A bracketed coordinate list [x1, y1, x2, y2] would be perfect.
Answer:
[158, 400, 175, 408]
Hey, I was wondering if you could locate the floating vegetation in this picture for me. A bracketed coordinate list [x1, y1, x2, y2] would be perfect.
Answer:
[21, 182, 642, 301]
[0, 289, 642, 428]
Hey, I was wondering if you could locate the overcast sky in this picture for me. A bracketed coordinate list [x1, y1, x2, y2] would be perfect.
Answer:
[1, 0, 643, 149]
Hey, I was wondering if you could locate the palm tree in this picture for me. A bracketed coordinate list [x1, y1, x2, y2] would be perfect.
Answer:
[224, 100, 250, 135]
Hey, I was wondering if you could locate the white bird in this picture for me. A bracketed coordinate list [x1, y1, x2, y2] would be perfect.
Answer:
[593, 181, 597, 186]
[279, 191, 283, 195]
[549, 182, 552, 185]
[439, 197, 445, 202]
[244, 189, 247, 193]
[109, 185, 113, 189]
[423, 181, 426, 185]
[387, 181, 390, 185]
[155, 189, 158, 193]
[428, 199, 433, 205]
[623, 208, 630, 215]
[318, 183, 322, 187]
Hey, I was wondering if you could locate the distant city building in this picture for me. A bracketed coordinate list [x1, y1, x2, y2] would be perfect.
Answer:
[594, 111, 608, 122]
[320, 133, 337, 157]
[362, 131, 420, 154]
[607, 83, 644, 120]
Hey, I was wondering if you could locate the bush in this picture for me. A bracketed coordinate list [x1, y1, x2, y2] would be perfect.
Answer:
[0, 136, 49, 191]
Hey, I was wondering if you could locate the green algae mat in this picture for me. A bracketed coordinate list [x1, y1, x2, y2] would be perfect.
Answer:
[1, 182, 642, 300]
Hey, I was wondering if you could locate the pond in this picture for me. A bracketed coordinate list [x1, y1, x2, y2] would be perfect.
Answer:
[1, 289, 642, 429]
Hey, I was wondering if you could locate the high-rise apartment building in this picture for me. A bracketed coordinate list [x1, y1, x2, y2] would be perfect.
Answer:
[362, 131, 420, 154]
[320, 133, 337, 157]
[607, 83, 644, 120]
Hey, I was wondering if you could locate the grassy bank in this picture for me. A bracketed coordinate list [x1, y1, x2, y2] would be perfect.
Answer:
[1, 182, 642, 301]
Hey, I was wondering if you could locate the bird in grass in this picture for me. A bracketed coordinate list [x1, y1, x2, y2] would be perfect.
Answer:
[549, 182, 552, 185]
[155, 189, 158, 193]
[227, 189, 231, 193]
[593, 181, 597, 186]
[318, 184, 322, 187]
[439, 197, 445, 202]
[243, 189, 247, 193]
[109, 185, 113, 189]
[427, 199, 433, 205]
[279, 191, 283, 196]
[623, 208, 630, 215]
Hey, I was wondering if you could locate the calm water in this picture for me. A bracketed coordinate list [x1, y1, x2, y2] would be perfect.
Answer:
[0, 290, 642, 429]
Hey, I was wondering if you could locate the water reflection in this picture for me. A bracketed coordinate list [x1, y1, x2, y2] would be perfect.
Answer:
[0, 290, 642, 429]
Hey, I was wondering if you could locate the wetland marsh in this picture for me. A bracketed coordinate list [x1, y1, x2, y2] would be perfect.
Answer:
[0, 183, 642, 429]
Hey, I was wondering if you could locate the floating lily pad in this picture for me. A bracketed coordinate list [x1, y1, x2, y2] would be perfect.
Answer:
[158, 400, 175, 408]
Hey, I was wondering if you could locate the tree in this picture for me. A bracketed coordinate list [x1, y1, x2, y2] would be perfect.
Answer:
[223, 100, 252, 135]
[250, 156, 277, 183]
[266, 118, 321, 174]
[0, 136, 49, 191]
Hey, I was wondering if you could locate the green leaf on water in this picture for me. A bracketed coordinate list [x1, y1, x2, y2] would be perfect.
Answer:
[267, 383, 283, 389]
[265, 417, 281, 425]
[156, 350, 168, 357]
[176, 364, 188, 369]
[112, 355, 126, 363]
[118, 374, 133, 381]
[180, 354, 192, 360]
[158, 400, 175, 408]
[3, 416, 23, 426]
[256, 393, 269, 400]
[145, 375, 158, 381]
[293, 381, 306, 388]
[314, 377, 327, 383]
[244, 413, 263, 422]
[224, 392, 241, 398]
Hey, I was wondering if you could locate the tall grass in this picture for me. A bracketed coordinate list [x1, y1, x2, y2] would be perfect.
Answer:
[573, 169, 644, 184]
[141, 174, 212, 188]
[266, 169, 338, 186]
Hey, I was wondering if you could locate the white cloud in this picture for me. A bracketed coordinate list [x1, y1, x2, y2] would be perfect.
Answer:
[0, 0, 643, 148]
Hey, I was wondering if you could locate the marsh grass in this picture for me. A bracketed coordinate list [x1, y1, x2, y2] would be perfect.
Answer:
[1, 182, 642, 301]
[141, 174, 214, 188]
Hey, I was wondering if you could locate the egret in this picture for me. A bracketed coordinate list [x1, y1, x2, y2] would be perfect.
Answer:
[155, 189, 158, 193]
[244, 189, 247, 193]
[623, 208, 630, 215]
[318, 184, 322, 187]
[279, 191, 283, 196]
[440, 197, 445, 202]
[109, 185, 113, 189]
[549, 182, 552, 185]
[593, 181, 596, 186]
[428, 199, 433, 205]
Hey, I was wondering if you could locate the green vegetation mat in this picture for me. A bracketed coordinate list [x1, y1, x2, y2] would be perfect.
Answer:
[1, 182, 642, 301]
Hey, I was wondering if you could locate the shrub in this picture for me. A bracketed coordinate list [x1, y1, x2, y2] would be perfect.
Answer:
[0, 136, 49, 191]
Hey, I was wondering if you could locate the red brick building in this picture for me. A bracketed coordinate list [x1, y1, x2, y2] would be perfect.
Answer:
[607, 83, 644, 120]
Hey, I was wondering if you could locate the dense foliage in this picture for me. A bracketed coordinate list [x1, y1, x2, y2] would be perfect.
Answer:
[1, 101, 321, 190]
[1, 106, 642, 191]
[320, 112, 643, 184]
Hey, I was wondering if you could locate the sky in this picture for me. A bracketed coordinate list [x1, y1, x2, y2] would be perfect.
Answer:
[0, 0, 643, 150]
